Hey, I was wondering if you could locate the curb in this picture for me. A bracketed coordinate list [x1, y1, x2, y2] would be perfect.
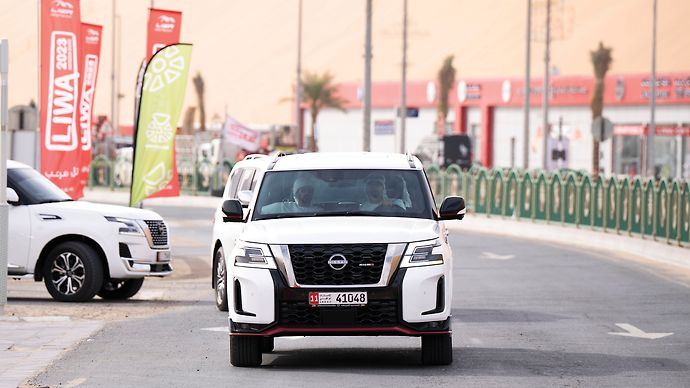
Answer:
[448, 213, 690, 272]
[81, 188, 221, 209]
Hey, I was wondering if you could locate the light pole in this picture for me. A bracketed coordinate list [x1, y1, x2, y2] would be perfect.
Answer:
[399, 0, 407, 154]
[647, 0, 657, 177]
[0, 39, 9, 313]
[523, 0, 532, 169]
[363, 0, 372, 152]
[295, 0, 303, 149]
[541, 0, 551, 171]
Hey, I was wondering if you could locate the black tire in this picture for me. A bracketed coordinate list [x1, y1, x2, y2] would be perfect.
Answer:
[43, 241, 104, 302]
[261, 337, 274, 353]
[214, 247, 229, 311]
[421, 334, 453, 365]
[97, 278, 145, 300]
[229, 335, 262, 367]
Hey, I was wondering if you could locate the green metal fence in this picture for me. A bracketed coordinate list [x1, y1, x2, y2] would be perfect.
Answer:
[428, 165, 690, 247]
[88, 156, 232, 196]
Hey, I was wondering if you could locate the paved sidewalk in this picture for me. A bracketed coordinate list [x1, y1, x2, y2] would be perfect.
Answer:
[449, 213, 690, 271]
[0, 316, 103, 388]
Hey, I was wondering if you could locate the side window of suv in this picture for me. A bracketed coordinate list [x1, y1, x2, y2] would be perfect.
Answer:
[237, 168, 256, 194]
[225, 168, 243, 199]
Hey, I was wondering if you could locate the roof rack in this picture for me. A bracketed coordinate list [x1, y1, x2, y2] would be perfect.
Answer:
[405, 152, 416, 168]
[267, 152, 286, 171]
[243, 154, 269, 161]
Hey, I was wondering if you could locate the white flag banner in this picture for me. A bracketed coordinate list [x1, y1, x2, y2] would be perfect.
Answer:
[224, 116, 260, 152]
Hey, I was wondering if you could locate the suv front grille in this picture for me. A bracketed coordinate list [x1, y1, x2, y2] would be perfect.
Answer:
[288, 244, 387, 285]
[279, 300, 397, 326]
[144, 220, 168, 246]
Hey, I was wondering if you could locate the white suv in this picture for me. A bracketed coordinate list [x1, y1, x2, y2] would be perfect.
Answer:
[6, 160, 172, 302]
[211, 152, 465, 367]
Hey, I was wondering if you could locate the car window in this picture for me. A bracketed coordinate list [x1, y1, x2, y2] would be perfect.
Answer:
[224, 168, 243, 199]
[237, 168, 256, 193]
[252, 169, 435, 221]
[7, 167, 73, 205]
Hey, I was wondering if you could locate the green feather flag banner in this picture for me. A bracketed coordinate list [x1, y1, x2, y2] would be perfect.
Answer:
[130, 43, 192, 207]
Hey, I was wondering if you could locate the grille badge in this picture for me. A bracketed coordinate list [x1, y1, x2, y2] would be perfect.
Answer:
[327, 254, 348, 271]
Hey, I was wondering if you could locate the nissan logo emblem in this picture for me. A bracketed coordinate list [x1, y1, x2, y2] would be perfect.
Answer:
[328, 254, 348, 271]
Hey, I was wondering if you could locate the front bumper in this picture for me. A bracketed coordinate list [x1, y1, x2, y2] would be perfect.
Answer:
[112, 234, 172, 278]
[229, 265, 451, 337]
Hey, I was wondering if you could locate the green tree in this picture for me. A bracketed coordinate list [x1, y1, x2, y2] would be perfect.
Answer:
[437, 55, 456, 134]
[590, 42, 612, 179]
[301, 71, 347, 152]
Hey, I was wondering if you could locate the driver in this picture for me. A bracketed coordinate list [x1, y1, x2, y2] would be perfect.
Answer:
[261, 176, 320, 213]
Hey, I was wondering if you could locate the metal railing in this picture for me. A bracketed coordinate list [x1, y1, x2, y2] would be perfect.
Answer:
[88, 156, 233, 196]
[426, 165, 690, 247]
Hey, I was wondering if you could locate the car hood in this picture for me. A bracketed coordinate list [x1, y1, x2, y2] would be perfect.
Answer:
[36, 200, 163, 221]
[242, 217, 439, 244]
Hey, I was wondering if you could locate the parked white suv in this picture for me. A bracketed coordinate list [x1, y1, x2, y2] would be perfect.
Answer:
[6, 160, 172, 302]
[211, 152, 465, 367]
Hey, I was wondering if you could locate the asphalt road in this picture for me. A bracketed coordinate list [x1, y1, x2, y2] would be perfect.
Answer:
[25, 206, 690, 387]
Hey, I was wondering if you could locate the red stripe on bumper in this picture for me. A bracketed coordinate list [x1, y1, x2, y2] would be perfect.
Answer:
[231, 326, 451, 337]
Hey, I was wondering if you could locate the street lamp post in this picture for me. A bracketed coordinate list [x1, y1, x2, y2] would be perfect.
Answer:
[363, 0, 372, 152]
[295, 0, 303, 150]
[647, 0, 657, 177]
[523, 0, 532, 169]
[541, 0, 551, 171]
[399, 0, 407, 154]
[0, 39, 9, 313]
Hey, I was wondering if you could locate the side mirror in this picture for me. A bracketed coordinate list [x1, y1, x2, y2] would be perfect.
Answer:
[222, 199, 244, 222]
[237, 190, 252, 208]
[6, 188, 19, 205]
[438, 196, 465, 220]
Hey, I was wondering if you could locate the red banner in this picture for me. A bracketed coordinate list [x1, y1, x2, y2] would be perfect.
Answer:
[146, 8, 182, 61]
[142, 8, 182, 198]
[73, 23, 102, 198]
[40, 0, 82, 197]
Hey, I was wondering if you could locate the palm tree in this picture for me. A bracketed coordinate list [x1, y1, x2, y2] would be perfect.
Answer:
[301, 71, 347, 152]
[193, 72, 206, 131]
[590, 42, 612, 180]
[437, 55, 456, 135]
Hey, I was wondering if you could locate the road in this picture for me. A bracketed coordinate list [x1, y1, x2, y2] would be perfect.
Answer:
[14, 205, 690, 387]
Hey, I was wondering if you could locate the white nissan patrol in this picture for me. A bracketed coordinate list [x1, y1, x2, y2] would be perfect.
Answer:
[6, 160, 172, 302]
[211, 152, 465, 367]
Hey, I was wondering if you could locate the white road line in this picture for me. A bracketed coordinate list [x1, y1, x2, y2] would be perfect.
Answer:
[63, 377, 87, 387]
[200, 327, 228, 332]
[480, 251, 515, 260]
[608, 323, 673, 339]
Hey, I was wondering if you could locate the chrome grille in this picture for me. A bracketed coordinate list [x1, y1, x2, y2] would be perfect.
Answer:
[144, 220, 168, 246]
[287, 244, 387, 285]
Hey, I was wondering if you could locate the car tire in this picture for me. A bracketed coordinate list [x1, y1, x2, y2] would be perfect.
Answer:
[229, 335, 262, 367]
[97, 278, 145, 300]
[43, 241, 104, 302]
[261, 337, 274, 353]
[421, 334, 453, 366]
[215, 247, 229, 311]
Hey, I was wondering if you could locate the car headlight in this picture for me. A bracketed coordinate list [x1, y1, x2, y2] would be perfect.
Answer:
[233, 241, 276, 269]
[105, 216, 144, 236]
[401, 238, 444, 267]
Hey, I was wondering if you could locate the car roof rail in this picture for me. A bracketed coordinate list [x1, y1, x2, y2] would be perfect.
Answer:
[243, 154, 268, 161]
[405, 152, 416, 168]
[267, 152, 286, 171]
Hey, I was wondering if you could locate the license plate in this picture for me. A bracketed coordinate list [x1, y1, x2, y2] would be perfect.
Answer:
[156, 251, 171, 262]
[308, 291, 368, 306]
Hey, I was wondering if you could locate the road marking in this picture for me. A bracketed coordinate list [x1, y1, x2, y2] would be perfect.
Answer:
[63, 377, 87, 387]
[608, 323, 673, 339]
[201, 326, 228, 332]
[480, 251, 515, 260]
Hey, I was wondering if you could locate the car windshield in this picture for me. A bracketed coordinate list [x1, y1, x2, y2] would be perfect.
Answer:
[8, 167, 73, 205]
[252, 169, 435, 221]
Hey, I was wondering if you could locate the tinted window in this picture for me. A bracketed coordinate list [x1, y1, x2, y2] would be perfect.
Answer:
[7, 167, 73, 205]
[253, 169, 435, 221]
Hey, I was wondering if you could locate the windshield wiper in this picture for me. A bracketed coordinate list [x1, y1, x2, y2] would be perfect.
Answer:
[310, 211, 378, 217]
[35, 198, 73, 204]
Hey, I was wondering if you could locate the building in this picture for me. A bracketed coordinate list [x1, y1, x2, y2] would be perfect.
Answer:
[308, 72, 690, 179]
